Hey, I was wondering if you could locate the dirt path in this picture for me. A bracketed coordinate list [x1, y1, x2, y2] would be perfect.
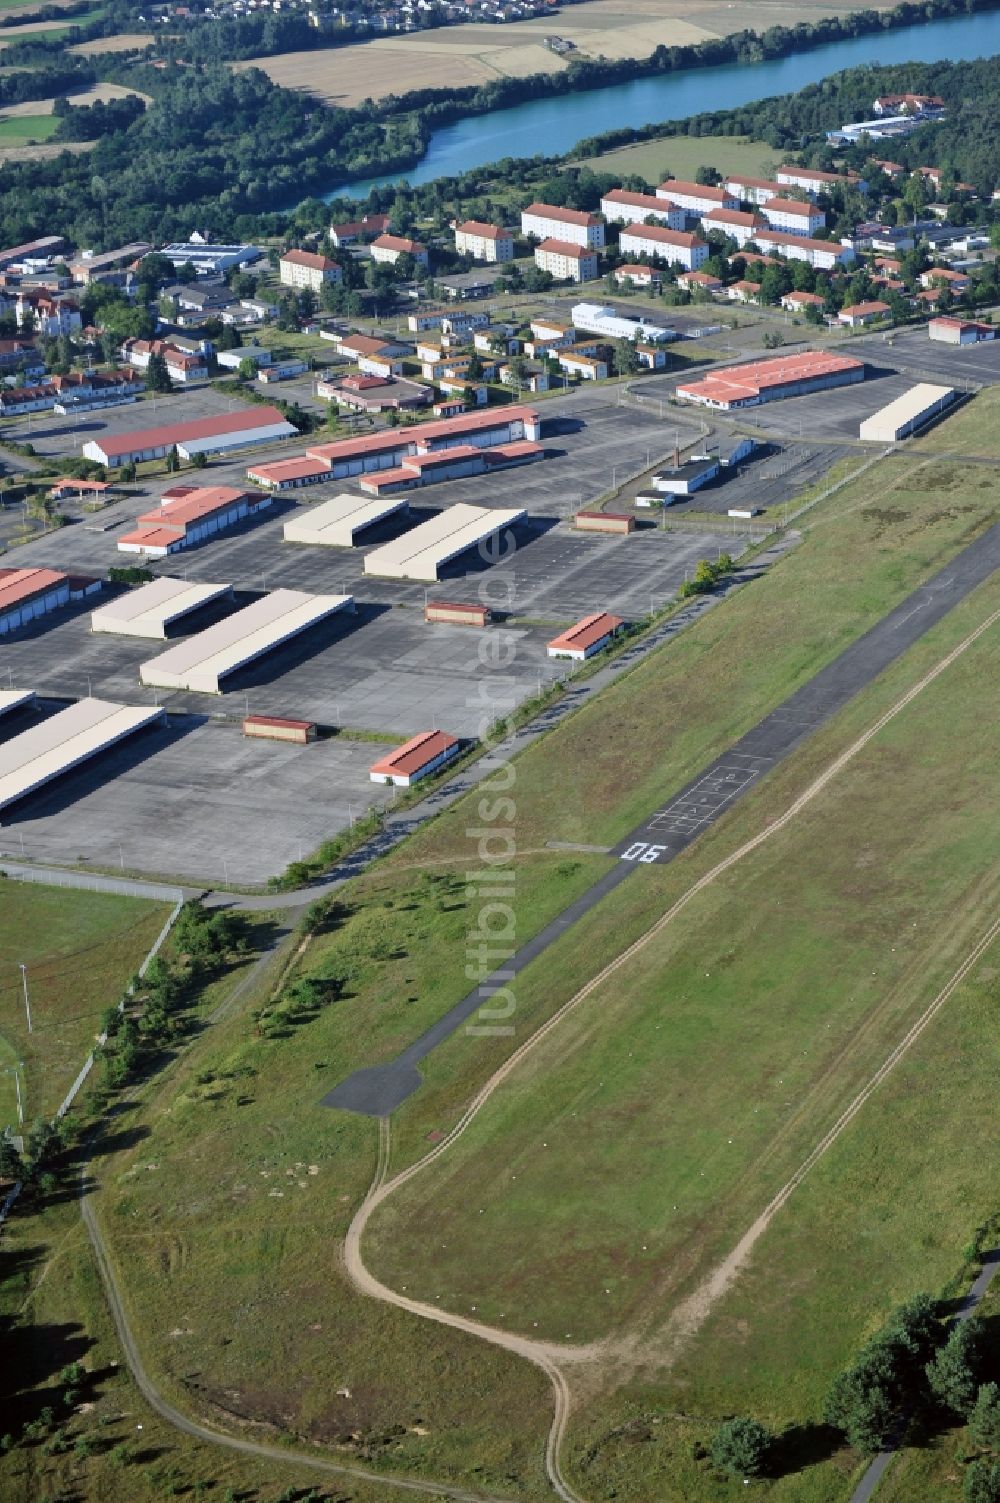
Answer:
[342, 602, 1000, 1501]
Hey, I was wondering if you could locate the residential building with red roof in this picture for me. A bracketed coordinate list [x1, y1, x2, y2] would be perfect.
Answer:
[838, 300, 891, 327]
[454, 221, 514, 262]
[534, 239, 599, 283]
[701, 206, 767, 247]
[279, 248, 342, 292]
[600, 189, 685, 230]
[370, 233, 429, 268]
[521, 202, 606, 249]
[655, 179, 739, 215]
[618, 223, 708, 270]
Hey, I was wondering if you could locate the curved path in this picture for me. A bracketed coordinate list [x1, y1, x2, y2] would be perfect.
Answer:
[341, 603, 1000, 1503]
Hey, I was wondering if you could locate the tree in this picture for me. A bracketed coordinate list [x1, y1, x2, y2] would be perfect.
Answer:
[191, 451, 209, 470]
[927, 1319, 989, 1417]
[965, 1460, 1000, 1503]
[145, 353, 172, 394]
[970, 1384, 1000, 1450]
[218, 323, 242, 351]
[0, 1128, 24, 1181]
[237, 356, 258, 381]
[503, 354, 530, 390]
[825, 1294, 944, 1453]
[611, 337, 640, 376]
[466, 350, 483, 381]
[710, 1416, 773, 1478]
[165, 445, 181, 474]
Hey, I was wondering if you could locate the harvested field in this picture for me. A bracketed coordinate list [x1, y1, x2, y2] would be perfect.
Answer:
[239, 0, 893, 106]
[0, 137, 94, 160]
[70, 29, 154, 52]
[0, 80, 149, 116]
[0, 18, 71, 42]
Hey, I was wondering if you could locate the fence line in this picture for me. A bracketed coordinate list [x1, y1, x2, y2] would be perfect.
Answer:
[53, 895, 184, 1123]
[2, 865, 183, 905]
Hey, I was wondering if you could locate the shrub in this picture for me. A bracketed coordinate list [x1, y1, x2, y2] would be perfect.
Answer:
[710, 1416, 773, 1477]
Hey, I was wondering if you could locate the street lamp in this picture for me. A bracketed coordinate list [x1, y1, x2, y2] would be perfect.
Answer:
[18, 964, 31, 1034]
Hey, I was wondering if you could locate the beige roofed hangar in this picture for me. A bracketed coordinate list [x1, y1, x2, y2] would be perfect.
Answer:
[140, 588, 354, 693]
[91, 577, 234, 639]
[283, 492, 410, 548]
[363, 502, 526, 581]
[0, 698, 165, 820]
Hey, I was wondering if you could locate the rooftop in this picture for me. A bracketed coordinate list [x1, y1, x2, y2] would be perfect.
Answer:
[523, 202, 599, 226]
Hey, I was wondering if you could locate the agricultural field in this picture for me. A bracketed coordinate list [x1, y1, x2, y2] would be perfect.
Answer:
[0, 81, 149, 117]
[0, 113, 58, 142]
[576, 131, 778, 184]
[237, 0, 892, 107]
[0, 20, 73, 45]
[70, 30, 153, 52]
[60, 405, 999, 1499]
[0, 883, 170, 1124]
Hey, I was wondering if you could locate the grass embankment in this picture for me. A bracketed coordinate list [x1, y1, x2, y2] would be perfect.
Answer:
[0, 884, 170, 1125]
[577, 132, 776, 184]
[915, 383, 1000, 457]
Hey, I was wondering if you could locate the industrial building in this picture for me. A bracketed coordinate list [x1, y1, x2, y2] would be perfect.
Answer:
[676, 350, 865, 409]
[0, 567, 101, 635]
[599, 189, 685, 228]
[547, 612, 625, 661]
[424, 600, 492, 627]
[652, 456, 720, 496]
[139, 589, 354, 694]
[283, 492, 410, 548]
[91, 577, 234, 639]
[251, 407, 542, 493]
[0, 688, 36, 719]
[83, 407, 298, 467]
[858, 383, 955, 442]
[364, 503, 526, 581]
[370, 731, 460, 787]
[570, 302, 674, 343]
[0, 698, 165, 821]
[928, 316, 998, 344]
[618, 224, 708, 270]
[117, 485, 272, 557]
[161, 240, 263, 275]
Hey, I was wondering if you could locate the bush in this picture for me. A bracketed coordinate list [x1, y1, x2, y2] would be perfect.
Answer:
[927, 1318, 989, 1417]
[710, 1416, 773, 1477]
[966, 1459, 1000, 1503]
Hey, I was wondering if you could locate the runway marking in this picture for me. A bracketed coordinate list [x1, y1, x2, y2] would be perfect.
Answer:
[635, 764, 761, 845]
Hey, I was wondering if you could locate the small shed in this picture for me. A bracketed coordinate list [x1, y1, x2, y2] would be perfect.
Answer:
[574, 512, 635, 535]
[424, 600, 493, 627]
[243, 715, 317, 744]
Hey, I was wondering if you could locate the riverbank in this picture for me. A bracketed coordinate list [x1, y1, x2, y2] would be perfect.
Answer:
[319, 0, 1000, 201]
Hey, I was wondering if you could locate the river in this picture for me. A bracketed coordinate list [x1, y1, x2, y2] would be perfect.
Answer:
[329, 7, 1000, 200]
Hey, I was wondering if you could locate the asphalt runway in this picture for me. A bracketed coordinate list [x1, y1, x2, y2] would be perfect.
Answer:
[323, 515, 1000, 1116]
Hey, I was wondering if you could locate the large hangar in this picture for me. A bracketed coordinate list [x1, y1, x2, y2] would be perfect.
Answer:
[91, 577, 234, 639]
[139, 588, 354, 693]
[0, 698, 165, 821]
[283, 492, 410, 548]
[0, 688, 36, 719]
[859, 383, 956, 442]
[363, 503, 526, 581]
[82, 406, 297, 467]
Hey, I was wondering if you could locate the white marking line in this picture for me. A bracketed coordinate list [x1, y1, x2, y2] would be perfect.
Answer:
[645, 765, 759, 835]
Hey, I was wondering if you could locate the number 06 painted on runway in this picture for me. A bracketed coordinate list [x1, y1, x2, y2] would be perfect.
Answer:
[622, 842, 666, 863]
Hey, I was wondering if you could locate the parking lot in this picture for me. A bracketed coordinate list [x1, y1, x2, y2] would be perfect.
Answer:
[0, 389, 723, 880]
[850, 324, 1000, 390]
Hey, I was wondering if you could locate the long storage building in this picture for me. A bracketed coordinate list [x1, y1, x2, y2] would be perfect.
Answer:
[0, 697, 165, 821]
[363, 503, 525, 581]
[283, 492, 409, 548]
[139, 589, 354, 693]
[117, 485, 272, 557]
[858, 383, 955, 442]
[547, 612, 625, 661]
[676, 350, 864, 409]
[0, 567, 101, 635]
[0, 688, 36, 719]
[369, 730, 460, 786]
[91, 577, 234, 639]
[83, 406, 297, 467]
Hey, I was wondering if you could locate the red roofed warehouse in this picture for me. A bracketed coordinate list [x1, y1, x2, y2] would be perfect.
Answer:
[0, 566, 100, 634]
[117, 484, 272, 557]
[279, 248, 342, 291]
[521, 203, 605, 249]
[454, 221, 514, 262]
[370, 730, 460, 787]
[547, 612, 625, 661]
[929, 316, 998, 345]
[676, 351, 864, 409]
[248, 405, 541, 490]
[83, 406, 298, 467]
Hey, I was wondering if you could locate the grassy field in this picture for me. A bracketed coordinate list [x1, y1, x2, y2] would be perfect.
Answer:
[915, 382, 1000, 457]
[365, 572, 1000, 1330]
[0, 113, 58, 141]
[0, 884, 170, 1125]
[0, 82, 148, 118]
[576, 132, 777, 184]
[236, 0, 889, 107]
[71, 29, 153, 52]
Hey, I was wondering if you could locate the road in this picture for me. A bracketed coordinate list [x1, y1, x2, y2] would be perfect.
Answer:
[848, 1246, 1000, 1503]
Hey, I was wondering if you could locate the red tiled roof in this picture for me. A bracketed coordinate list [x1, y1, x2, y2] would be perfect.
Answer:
[523, 202, 599, 226]
[678, 350, 863, 404]
[456, 220, 511, 239]
[370, 730, 458, 778]
[658, 179, 733, 202]
[548, 612, 624, 653]
[536, 238, 596, 259]
[137, 485, 256, 529]
[372, 233, 427, 254]
[622, 224, 706, 249]
[281, 248, 340, 272]
[0, 566, 66, 613]
[93, 406, 291, 460]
